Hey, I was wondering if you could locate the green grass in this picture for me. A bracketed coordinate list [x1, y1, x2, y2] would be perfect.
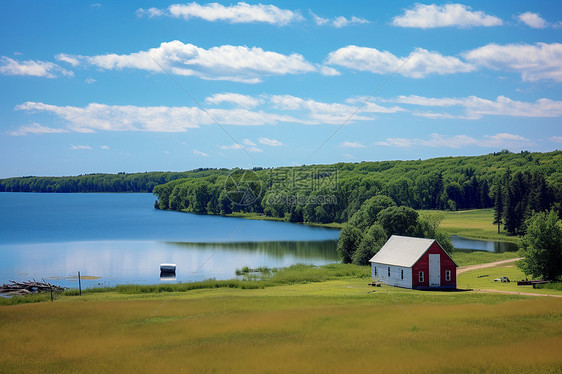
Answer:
[452, 250, 521, 266]
[424, 208, 520, 243]
[1, 278, 561, 373]
[458, 262, 562, 296]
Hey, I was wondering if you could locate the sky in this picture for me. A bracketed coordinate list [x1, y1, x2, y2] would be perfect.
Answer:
[1, 0, 561, 178]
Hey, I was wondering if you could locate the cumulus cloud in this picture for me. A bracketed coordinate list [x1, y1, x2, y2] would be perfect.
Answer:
[518, 12, 548, 29]
[340, 141, 365, 148]
[138, 2, 303, 26]
[7, 123, 69, 136]
[0, 57, 73, 78]
[392, 3, 502, 28]
[376, 133, 534, 149]
[193, 149, 209, 157]
[549, 136, 562, 143]
[463, 42, 562, 82]
[242, 138, 256, 146]
[205, 93, 262, 108]
[59, 41, 319, 83]
[310, 12, 369, 28]
[258, 137, 283, 146]
[384, 94, 562, 119]
[101, 145, 110, 150]
[326, 46, 475, 78]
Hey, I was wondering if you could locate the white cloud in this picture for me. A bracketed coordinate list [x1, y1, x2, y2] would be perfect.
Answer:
[193, 149, 209, 157]
[90, 3, 102, 8]
[205, 93, 262, 108]
[463, 42, 562, 82]
[343, 153, 354, 159]
[220, 143, 262, 152]
[326, 46, 475, 78]
[392, 3, 502, 28]
[101, 145, 110, 150]
[70, 144, 93, 150]
[384, 94, 562, 119]
[7, 123, 68, 136]
[0, 57, 73, 78]
[85, 77, 96, 84]
[376, 133, 533, 149]
[340, 141, 365, 148]
[258, 137, 283, 146]
[138, 2, 303, 26]
[56, 53, 80, 67]
[310, 12, 368, 28]
[15, 101, 300, 132]
[333, 16, 369, 28]
[518, 12, 548, 29]
[269, 94, 402, 124]
[136, 7, 164, 18]
[549, 136, 562, 143]
[242, 138, 256, 146]
[64, 40, 319, 83]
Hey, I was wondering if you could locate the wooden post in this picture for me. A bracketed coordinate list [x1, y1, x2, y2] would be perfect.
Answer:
[78, 271, 82, 296]
[50, 286, 53, 302]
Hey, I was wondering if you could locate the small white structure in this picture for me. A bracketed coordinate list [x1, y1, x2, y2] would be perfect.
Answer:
[160, 263, 176, 273]
[369, 235, 457, 289]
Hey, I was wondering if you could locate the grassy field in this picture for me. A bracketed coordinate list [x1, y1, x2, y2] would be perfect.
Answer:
[434, 208, 520, 243]
[1, 279, 561, 373]
[1, 263, 562, 373]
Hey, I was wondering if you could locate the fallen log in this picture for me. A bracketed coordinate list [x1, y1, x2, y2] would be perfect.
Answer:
[0, 280, 66, 294]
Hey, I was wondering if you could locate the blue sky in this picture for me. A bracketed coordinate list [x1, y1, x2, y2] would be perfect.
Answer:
[1, 1, 561, 177]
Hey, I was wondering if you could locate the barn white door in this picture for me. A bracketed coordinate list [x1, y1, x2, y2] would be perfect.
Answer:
[428, 254, 440, 287]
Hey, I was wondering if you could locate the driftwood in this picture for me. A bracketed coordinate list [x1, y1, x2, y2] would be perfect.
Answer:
[0, 279, 66, 295]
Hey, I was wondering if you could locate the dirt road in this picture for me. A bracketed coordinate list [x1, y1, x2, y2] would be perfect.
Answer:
[457, 258, 523, 274]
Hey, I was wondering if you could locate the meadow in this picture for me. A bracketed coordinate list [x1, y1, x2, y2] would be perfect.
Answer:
[435, 208, 519, 243]
[1, 262, 561, 373]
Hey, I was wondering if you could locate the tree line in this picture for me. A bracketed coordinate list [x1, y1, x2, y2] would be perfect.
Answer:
[0, 169, 228, 193]
[152, 150, 562, 226]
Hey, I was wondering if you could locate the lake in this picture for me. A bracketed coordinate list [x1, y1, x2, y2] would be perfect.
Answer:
[450, 235, 518, 253]
[0, 193, 339, 289]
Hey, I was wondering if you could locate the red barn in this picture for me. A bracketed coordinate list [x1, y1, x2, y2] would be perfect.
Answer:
[369, 235, 457, 289]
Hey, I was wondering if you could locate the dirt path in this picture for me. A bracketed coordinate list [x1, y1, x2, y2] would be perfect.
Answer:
[473, 289, 562, 298]
[457, 258, 523, 274]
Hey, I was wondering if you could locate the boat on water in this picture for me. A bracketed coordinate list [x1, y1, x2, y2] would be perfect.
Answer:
[160, 263, 176, 273]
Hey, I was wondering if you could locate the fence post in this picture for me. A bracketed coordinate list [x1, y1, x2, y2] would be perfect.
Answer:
[78, 271, 82, 296]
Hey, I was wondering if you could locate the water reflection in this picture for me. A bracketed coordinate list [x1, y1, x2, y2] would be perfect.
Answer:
[451, 235, 518, 253]
[0, 240, 338, 289]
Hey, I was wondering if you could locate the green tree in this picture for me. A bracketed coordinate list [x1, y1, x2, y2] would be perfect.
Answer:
[517, 210, 562, 280]
[336, 224, 363, 263]
[377, 206, 419, 237]
[352, 223, 387, 265]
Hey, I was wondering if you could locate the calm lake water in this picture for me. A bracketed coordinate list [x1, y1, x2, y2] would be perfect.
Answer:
[0, 193, 339, 288]
[451, 235, 518, 253]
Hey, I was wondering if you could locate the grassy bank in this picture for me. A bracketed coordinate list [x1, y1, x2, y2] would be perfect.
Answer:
[435, 208, 520, 243]
[225, 212, 344, 229]
[228, 209, 518, 242]
[1, 277, 561, 373]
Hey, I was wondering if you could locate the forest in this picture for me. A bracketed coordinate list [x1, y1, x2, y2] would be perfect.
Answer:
[151, 150, 561, 225]
[2, 150, 561, 236]
[0, 169, 227, 193]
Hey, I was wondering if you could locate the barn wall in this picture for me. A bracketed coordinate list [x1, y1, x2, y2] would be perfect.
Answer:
[372, 263, 412, 289]
[412, 242, 457, 289]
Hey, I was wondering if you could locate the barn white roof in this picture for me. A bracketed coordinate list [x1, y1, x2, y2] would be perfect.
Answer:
[369, 235, 436, 268]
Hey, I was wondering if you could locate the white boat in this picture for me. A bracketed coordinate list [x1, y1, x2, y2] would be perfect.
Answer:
[160, 263, 176, 273]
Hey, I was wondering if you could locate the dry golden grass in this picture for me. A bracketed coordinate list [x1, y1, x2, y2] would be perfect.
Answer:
[1, 280, 561, 373]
